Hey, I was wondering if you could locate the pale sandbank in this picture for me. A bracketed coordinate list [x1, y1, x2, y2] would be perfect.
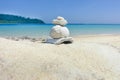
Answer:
[0, 35, 120, 80]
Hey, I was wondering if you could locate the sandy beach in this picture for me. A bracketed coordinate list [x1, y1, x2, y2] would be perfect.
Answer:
[0, 35, 120, 80]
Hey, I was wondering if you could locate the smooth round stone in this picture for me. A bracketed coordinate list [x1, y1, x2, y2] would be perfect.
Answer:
[50, 25, 70, 39]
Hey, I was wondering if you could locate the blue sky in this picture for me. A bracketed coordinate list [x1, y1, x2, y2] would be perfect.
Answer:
[0, 0, 120, 24]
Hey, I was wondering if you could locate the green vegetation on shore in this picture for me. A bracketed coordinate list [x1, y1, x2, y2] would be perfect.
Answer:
[0, 14, 45, 24]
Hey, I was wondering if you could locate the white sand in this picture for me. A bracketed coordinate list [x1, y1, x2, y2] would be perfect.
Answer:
[0, 35, 120, 80]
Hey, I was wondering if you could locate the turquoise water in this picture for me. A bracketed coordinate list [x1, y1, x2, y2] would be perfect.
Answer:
[0, 24, 120, 38]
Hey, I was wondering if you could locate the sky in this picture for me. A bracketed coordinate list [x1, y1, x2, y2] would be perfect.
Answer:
[0, 0, 120, 24]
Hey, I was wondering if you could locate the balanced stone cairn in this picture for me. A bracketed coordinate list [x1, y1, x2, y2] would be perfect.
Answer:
[44, 16, 73, 44]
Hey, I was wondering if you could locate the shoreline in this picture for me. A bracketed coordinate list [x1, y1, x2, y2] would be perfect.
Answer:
[1, 33, 120, 42]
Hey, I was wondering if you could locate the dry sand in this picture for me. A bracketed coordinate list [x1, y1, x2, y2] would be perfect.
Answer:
[0, 34, 120, 80]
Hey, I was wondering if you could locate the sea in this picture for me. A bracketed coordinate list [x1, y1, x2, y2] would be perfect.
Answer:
[0, 24, 120, 38]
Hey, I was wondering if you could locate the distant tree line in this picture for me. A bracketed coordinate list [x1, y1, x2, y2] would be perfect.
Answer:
[0, 14, 45, 24]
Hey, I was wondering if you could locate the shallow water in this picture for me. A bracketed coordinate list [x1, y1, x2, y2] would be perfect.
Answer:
[0, 24, 120, 38]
